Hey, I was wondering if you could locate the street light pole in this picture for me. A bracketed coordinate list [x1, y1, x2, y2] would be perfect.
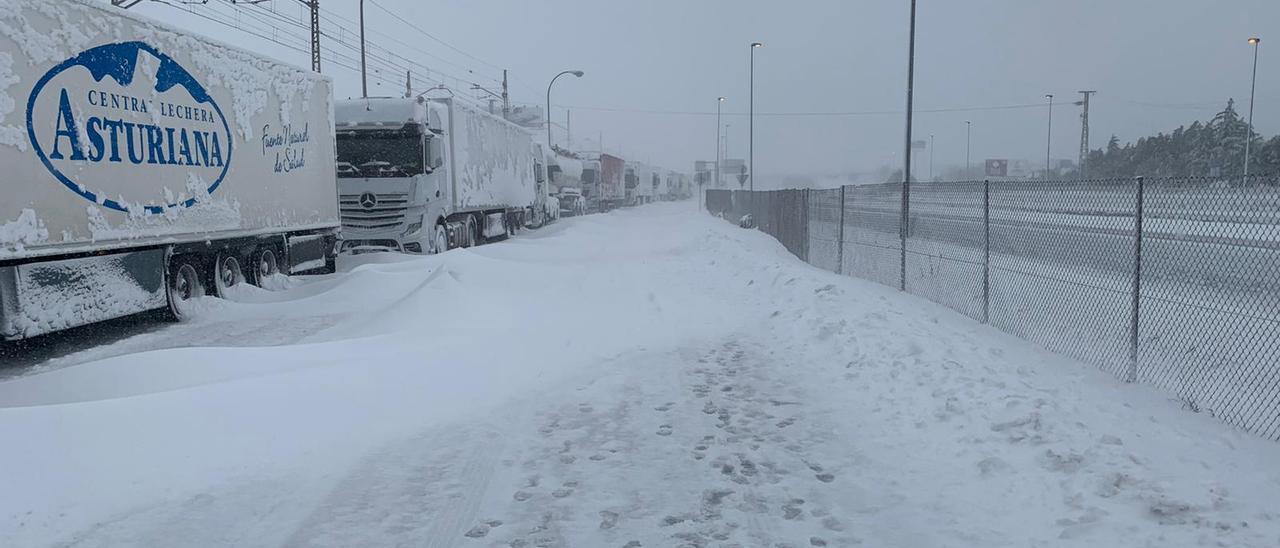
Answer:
[750, 42, 762, 194]
[359, 0, 367, 98]
[1045, 93, 1054, 178]
[1245, 37, 1261, 179]
[929, 133, 935, 181]
[966, 121, 972, 179]
[546, 70, 584, 151]
[900, 0, 917, 291]
[716, 97, 725, 190]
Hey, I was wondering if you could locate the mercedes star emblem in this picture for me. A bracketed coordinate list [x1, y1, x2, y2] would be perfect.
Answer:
[359, 192, 378, 209]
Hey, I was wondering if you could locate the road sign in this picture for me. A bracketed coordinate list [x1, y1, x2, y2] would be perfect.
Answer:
[985, 159, 1008, 177]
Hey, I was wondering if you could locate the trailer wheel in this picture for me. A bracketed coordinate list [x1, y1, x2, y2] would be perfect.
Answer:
[251, 247, 281, 286]
[212, 253, 245, 297]
[430, 223, 449, 254]
[167, 258, 204, 321]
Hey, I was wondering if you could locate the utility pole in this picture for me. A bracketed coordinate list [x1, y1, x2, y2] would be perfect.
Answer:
[359, 0, 368, 98]
[404, 70, 411, 98]
[929, 133, 934, 181]
[1045, 94, 1054, 177]
[566, 110, 572, 150]
[307, 1, 320, 73]
[502, 69, 510, 120]
[1075, 90, 1096, 178]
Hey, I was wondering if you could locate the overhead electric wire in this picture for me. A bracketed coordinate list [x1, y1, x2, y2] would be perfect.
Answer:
[511, 101, 1083, 118]
[316, 4, 502, 87]
[366, 0, 504, 73]
[152, 0, 408, 93]
[214, 0, 477, 95]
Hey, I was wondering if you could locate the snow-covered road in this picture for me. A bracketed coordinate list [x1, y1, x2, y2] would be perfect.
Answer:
[2, 202, 1279, 547]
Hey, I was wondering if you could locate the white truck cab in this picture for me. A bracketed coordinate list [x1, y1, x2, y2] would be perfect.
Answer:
[336, 97, 536, 254]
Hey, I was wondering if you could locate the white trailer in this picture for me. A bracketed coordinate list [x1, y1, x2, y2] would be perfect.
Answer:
[629, 162, 659, 205]
[335, 96, 536, 253]
[0, 0, 339, 340]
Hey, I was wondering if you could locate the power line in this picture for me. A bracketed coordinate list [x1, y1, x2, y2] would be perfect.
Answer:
[514, 101, 1084, 118]
[316, 3, 502, 87]
[152, 1, 407, 93]
[367, 0, 504, 74]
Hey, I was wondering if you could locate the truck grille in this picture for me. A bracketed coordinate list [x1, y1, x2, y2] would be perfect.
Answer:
[339, 193, 410, 231]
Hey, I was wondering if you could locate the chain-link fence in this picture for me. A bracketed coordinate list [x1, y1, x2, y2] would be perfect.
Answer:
[707, 176, 1280, 440]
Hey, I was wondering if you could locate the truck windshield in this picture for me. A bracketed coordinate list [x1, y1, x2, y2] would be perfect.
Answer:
[336, 128, 423, 178]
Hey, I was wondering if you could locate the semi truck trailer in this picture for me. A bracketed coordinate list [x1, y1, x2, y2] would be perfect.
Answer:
[336, 96, 537, 253]
[586, 153, 626, 212]
[0, 0, 339, 340]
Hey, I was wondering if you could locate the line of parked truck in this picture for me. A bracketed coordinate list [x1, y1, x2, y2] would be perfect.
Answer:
[0, 0, 692, 342]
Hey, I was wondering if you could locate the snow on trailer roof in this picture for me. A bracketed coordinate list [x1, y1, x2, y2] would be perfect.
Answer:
[550, 152, 584, 179]
[335, 97, 431, 128]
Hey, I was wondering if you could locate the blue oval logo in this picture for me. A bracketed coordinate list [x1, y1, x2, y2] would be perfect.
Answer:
[26, 42, 233, 214]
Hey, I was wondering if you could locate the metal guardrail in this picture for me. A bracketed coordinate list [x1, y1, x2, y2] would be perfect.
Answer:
[707, 175, 1280, 440]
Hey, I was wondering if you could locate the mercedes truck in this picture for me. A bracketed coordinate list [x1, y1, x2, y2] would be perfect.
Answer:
[335, 96, 537, 254]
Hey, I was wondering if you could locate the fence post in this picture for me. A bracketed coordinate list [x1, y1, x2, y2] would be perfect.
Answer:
[836, 186, 846, 275]
[803, 189, 811, 262]
[900, 184, 908, 291]
[983, 179, 991, 324]
[1128, 176, 1145, 383]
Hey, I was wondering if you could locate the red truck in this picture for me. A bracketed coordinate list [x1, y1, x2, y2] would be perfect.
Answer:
[583, 153, 626, 212]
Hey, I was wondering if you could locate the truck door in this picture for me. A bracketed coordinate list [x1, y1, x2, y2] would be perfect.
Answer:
[426, 133, 446, 203]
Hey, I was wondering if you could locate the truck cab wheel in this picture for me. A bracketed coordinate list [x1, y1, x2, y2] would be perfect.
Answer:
[462, 215, 478, 248]
[212, 253, 245, 298]
[431, 224, 449, 254]
[167, 259, 204, 321]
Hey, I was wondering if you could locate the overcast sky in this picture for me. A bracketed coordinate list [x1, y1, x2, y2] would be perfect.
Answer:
[129, 0, 1279, 184]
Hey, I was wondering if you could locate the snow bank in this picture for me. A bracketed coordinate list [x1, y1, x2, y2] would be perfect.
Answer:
[1, 202, 1277, 547]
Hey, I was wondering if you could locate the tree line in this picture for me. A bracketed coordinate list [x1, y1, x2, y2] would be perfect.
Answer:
[1077, 99, 1280, 179]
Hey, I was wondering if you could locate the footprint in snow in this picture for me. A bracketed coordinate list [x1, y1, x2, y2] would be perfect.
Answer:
[463, 519, 502, 538]
[598, 510, 620, 530]
[657, 424, 673, 436]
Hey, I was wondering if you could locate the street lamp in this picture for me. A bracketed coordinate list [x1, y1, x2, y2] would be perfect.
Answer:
[750, 42, 762, 194]
[965, 121, 972, 179]
[546, 70, 584, 151]
[1045, 94, 1054, 178]
[716, 97, 726, 189]
[899, 0, 917, 292]
[1245, 37, 1261, 179]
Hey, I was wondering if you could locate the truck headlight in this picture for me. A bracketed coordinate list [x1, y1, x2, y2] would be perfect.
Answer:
[403, 220, 423, 238]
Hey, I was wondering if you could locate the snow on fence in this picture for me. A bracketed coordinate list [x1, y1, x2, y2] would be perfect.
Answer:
[706, 175, 1280, 441]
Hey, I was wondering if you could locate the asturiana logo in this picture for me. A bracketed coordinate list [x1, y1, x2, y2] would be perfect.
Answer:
[26, 42, 233, 214]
